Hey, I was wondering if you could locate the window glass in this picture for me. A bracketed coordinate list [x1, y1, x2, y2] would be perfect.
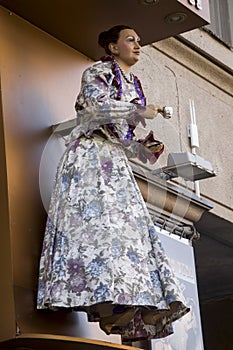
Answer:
[206, 0, 233, 47]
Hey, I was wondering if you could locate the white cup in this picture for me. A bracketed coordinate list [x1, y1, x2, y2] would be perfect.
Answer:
[162, 106, 173, 119]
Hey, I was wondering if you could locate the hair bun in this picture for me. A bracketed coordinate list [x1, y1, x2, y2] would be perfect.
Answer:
[98, 31, 109, 50]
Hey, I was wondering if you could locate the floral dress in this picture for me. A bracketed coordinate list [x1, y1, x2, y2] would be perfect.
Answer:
[37, 57, 189, 342]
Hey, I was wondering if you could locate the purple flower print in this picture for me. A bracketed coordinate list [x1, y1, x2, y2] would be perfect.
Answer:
[69, 139, 80, 152]
[68, 258, 85, 275]
[117, 292, 132, 304]
[69, 274, 87, 293]
[101, 158, 113, 184]
[67, 259, 87, 293]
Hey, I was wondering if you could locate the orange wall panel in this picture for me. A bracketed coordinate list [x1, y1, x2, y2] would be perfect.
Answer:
[0, 6, 92, 337]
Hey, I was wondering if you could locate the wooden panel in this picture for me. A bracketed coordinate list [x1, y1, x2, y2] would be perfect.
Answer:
[0, 74, 16, 342]
[1, 334, 141, 350]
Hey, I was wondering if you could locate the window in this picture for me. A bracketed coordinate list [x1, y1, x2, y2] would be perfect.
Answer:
[205, 0, 233, 48]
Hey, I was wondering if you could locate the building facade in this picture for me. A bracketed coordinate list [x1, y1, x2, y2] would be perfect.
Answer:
[0, 1, 232, 349]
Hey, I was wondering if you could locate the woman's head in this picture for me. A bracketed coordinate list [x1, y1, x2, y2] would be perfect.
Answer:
[98, 25, 141, 71]
[98, 25, 132, 55]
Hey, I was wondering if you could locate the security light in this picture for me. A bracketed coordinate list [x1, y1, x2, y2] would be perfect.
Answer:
[165, 12, 187, 24]
[138, 0, 159, 5]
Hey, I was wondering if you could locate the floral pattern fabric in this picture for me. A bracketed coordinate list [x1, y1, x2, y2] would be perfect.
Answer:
[37, 59, 189, 342]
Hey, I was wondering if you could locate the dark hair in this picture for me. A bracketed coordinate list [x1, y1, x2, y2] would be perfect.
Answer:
[98, 25, 132, 55]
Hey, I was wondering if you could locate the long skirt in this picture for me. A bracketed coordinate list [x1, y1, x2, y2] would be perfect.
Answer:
[37, 135, 189, 342]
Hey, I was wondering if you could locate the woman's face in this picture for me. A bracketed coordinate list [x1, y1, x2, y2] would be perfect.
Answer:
[110, 29, 141, 71]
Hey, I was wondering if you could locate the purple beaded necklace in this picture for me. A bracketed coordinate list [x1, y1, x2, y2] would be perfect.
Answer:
[100, 55, 147, 142]
[101, 55, 146, 107]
